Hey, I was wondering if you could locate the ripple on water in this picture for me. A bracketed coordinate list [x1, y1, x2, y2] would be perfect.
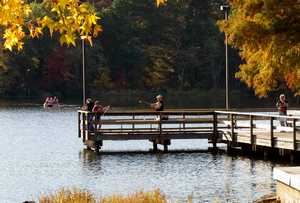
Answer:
[0, 107, 282, 203]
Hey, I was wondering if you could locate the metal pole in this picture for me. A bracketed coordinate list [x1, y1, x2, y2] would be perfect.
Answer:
[225, 9, 229, 110]
[82, 38, 86, 105]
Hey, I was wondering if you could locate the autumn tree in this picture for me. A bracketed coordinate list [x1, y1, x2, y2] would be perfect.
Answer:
[0, 0, 166, 51]
[218, 0, 300, 97]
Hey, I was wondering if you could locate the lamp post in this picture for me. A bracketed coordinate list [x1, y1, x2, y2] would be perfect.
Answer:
[81, 37, 86, 105]
[220, 5, 230, 110]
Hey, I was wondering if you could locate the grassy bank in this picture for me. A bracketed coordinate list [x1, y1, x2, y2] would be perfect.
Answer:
[33, 188, 170, 203]
[25, 188, 280, 203]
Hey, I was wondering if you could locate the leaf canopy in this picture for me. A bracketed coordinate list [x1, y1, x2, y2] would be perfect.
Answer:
[218, 0, 300, 97]
[0, 0, 166, 51]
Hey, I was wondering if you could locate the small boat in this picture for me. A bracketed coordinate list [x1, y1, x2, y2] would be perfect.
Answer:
[43, 103, 60, 109]
[43, 96, 60, 109]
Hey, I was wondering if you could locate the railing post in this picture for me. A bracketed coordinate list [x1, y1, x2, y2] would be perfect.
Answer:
[82, 112, 86, 142]
[293, 119, 297, 151]
[231, 114, 236, 144]
[183, 113, 186, 131]
[250, 115, 256, 151]
[159, 112, 162, 136]
[213, 112, 218, 148]
[87, 112, 91, 140]
[78, 112, 81, 138]
[250, 115, 253, 141]
[132, 113, 135, 133]
[270, 117, 274, 148]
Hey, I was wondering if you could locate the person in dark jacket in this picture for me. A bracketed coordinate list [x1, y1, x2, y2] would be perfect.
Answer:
[81, 98, 95, 130]
[150, 94, 168, 120]
[81, 98, 94, 111]
[150, 94, 164, 111]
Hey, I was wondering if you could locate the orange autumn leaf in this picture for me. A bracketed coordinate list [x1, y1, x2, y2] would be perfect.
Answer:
[156, 0, 167, 7]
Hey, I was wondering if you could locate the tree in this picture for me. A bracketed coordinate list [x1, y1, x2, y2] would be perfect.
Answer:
[0, 0, 102, 51]
[0, 0, 165, 51]
[218, 0, 300, 97]
[99, 0, 172, 89]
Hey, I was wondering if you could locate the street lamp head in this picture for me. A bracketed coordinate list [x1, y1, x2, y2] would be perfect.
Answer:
[220, 5, 230, 11]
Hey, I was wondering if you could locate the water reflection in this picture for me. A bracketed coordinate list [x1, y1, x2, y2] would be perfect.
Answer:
[80, 149, 101, 163]
[78, 149, 278, 202]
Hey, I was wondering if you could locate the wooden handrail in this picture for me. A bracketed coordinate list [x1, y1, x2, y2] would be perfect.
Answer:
[78, 109, 300, 152]
[215, 110, 300, 119]
[79, 110, 300, 120]
[78, 110, 215, 115]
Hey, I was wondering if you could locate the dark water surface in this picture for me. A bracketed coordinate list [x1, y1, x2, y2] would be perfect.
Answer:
[0, 106, 286, 202]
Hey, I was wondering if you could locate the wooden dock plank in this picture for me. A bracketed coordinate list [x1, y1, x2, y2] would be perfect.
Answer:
[219, 128, 298, 150]
[93, 132, 213, 140]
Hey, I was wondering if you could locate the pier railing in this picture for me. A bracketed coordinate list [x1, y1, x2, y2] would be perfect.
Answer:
[78, 110, 220, 151]
[215, 111, 300, 151]
[78, 110, 300, 152]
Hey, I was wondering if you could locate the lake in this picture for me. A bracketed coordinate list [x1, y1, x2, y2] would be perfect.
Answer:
[0, 106, 288, 202]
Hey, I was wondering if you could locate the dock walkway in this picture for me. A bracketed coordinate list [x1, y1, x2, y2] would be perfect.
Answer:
[78, 110, 300, 156]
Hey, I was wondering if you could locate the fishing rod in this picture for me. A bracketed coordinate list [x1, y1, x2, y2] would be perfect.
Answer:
[138, 99, 151, 105]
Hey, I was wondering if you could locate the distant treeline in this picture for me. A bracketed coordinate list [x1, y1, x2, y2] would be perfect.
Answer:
[0, 0, 285, 105]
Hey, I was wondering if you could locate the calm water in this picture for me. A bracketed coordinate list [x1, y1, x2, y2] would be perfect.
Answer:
[0, 106, 287, 202]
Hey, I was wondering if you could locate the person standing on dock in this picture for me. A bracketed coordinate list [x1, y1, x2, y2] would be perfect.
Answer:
[150, 94, 168, 120]
[92, 101, 110, 130]
[151, 94, 164, 111]
[81, 98, 95, 130]
[276, 94, 288, 126]
[81, 98, 94, 112]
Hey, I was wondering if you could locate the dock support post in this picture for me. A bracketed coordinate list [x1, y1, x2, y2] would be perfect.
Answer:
[227, 142, 232, 153]
[290, 151, 295, 163]
[263, 149, 268, 159]
[95, 143, 100, 154]
[94, 140, 103, 154]
[163, 144, 168, 152]
[153, 141, 158, 152]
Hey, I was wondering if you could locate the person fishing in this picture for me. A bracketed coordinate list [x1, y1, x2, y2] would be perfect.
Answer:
[81, 98, 94, 112]
[150, 94, 168, 120]
[92, 100, 110, 130]
[81, 98, 95, 130]
[150, 94, 164, 111]
[276, 94, 288, 126]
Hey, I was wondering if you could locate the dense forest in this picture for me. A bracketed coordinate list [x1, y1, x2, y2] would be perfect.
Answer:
[0, 0, 294, 107]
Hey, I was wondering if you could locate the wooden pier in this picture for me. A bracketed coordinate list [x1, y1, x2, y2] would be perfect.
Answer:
[78, 110, 300, 158]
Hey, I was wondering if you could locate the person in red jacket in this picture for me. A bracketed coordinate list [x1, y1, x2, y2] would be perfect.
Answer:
[92, 101, 110, 130]
[276, 94, 288, 126]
